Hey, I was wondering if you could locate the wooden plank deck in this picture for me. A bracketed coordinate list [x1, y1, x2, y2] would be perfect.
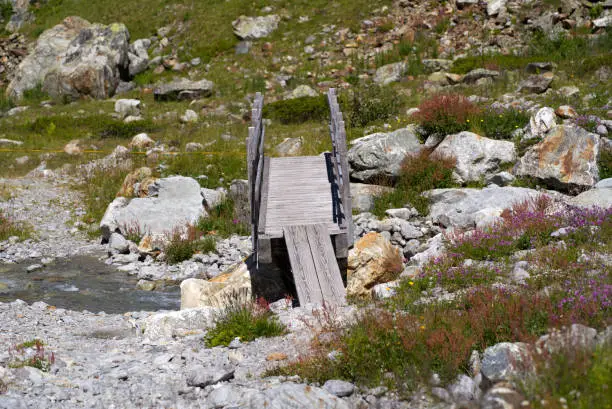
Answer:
[262, 156, 341, 238]
[283, 224, 346, 306]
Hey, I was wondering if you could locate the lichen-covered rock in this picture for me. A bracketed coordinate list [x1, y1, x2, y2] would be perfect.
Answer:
[481, 342, 533, 383]
[232, 15, 280, 40]
[350, 183, 393, 212]
[515, 125, 600, 191]
[347, 232, 403, 299]
[153, 78, 214, 101]
[374, 61, 407, 85]
[432, 132, 516, 183]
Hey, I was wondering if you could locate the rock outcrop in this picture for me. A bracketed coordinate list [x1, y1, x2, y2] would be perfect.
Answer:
[7, 17, 131, 100]
[180, 262, 252, 309]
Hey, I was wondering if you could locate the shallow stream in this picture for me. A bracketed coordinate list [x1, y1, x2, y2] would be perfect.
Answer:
[0, 256, 180, 313]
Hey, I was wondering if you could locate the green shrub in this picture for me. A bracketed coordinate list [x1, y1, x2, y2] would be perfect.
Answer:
[165, 228, 217, 264]
[342, 85, 402, 128]
[8, 339, 54, 372]
[414, 94, 480, 137]
[599, 147, 612, 180]
[372, 150, 457, 217]
[263, 95, 328, 124]
[0, 0, 12, 22]
[197, 198, 250, 238]
[205, 299, 286, 347]
[473, 107, 529, 140]
[22, 84, 50, 105]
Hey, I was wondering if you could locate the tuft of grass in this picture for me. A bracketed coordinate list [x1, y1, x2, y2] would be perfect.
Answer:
[197, 198, 249, 238]
[205, 298, 286, 347]
[414, 93, 480, 137]
[0, 209, 31, 242]
[471, 107, 529, 140]
[28, 115, 157, 139]
[0, 0, 12, 23]
[21, 84, 51, 105]
[372, 150, 457, 217]
[165, 225, 217, 264]
[78, 166, 132, 228]
[8, 339, 55, 372]
[599, 147, 612, 181]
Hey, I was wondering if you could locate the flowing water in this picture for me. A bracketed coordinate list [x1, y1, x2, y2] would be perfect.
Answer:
[0, 256, 180, 313]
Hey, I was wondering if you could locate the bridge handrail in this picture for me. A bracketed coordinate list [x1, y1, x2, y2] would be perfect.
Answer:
[327, 89, 352, 239]
[247, 92, 265, 253]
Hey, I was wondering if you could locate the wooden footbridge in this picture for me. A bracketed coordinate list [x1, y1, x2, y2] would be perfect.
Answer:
[246, 89, 352, 306]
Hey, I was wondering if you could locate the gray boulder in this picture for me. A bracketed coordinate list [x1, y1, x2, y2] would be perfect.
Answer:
[128, 38, 150, 77]
[518, 72, 554, 94]
[100, 176, 205, 241]
[40, 20, 130, 100]
[374, 61, 407, 85]
[515, 125, 601, 191]
[7, 16, 90, 99]
[432, 132, 516, 183]
[108, 232, 130, 255]
[529, 107, 556, 137]
[568, 178, 612, 208]
[186, 365, 235, 388]
[487, 0, 507, 15]
[232, 15, 280, 40]
[153, 78, 214, 101]
[481, 342, 533, 383]
[462, 68, 499, 84]
[275, 137, 302, 156]
[143, 307, 217, 341]
[350, 183, 393, 212]
[348, 126, 422, 183]
[323, 380, 355, 397]
[426, 186, 552, 229]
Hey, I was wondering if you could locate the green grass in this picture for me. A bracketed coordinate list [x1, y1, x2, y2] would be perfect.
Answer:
[471, 108, 529, 140]
[372, 150, 457, 217]
[599, 148, 612, 180]
[165, 230, 217, 264]
[197, 198, 249, 238]
[263, 95, 329, 125]
[205, 300, 286, 347]
[520, 345, 612, 409]
[0, 209, 32, 242]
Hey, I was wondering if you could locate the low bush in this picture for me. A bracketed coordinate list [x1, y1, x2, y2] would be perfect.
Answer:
[205, 298, 286, 347]
[474, 107, 529, 140]
[372, 150, 457, 217]
[270, 285, 608, 392]
[165, 226, 217, 264]
[263, 95, 328, 124]
[414, 94, 480, 137]
[342, 85, 402, 128]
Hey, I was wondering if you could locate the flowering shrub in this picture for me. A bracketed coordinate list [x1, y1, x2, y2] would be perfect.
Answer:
[414, 93, 480, 136]
[572, 115, 601, 133]
[0, 209, 30, 242]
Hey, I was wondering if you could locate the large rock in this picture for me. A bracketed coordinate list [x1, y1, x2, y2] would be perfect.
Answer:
[7, 16, 91, 99]
[568, 178, 612, 208]
[347, 232, 404, 299]
[518, 72, 554, 94]
[143, 307, 217, 341]
[481, 342, 533, 383]
[204, 382, 350, 409]
[426, 186, 552, 229]
[180, 262, 252, 309]
[10, 17, 131, 100]
[350, 183, 393, 212]
[432, 132, 516, 183]
[100, 176, 205, 241]
[348, 126, 422, 183]
[232, 15, 280, 40]
[515, 125, 601, 191]
[128, 38, 150, 77]
[153, 78, 214, 101]
[373, 61, 407, 85]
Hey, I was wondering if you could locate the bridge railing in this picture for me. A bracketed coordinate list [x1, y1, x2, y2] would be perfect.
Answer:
[247, 92, 265, 254]
[327, 88, 353, 250]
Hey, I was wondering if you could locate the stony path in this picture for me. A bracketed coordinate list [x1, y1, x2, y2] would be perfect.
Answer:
[0, 176, 105, 263]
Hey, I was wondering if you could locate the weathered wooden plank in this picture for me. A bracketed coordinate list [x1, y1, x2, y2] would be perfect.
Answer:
[257, 235, 272, 264]
[284, 225, 324, 305]
[257, 158, 270, 234]
[306, 224, 346, 305]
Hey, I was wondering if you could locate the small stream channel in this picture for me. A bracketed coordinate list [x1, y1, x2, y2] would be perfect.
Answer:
[0, 256, 180, 313]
